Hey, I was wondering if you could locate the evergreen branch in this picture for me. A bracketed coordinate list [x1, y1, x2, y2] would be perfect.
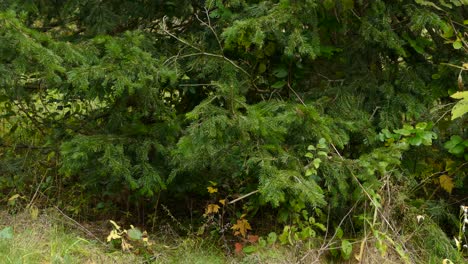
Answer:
[162, 16, 250, 77]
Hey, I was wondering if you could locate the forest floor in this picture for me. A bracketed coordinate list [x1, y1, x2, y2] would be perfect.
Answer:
[2, 208, 456, 263]
[0, 209, 299, 264]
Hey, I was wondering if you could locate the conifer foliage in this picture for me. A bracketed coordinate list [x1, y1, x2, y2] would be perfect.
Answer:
[0, 0, 467, 260]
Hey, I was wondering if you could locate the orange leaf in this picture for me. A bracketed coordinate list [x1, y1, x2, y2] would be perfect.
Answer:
[439, 174, 454, 194]
[234, 243, 243, 254]
[247, 235, 259, 243]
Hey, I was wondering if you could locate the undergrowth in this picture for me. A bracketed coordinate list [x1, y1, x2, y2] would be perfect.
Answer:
[0, 203, 465, 263]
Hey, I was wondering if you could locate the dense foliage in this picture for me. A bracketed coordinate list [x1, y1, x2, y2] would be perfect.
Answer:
[0, 0, 467, 262]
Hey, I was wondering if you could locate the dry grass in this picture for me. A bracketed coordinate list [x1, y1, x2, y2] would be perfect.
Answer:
[0, 210, 141, 264]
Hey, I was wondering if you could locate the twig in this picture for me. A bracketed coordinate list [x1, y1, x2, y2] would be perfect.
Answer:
[331, 143, 343, 160]
[195, 8, 223, 53]
[27, 169, 49, 208]
[303, 199, 360, 263]
[179, 83, 217, 87]
[441, 62, 467, 70]
[228, 190, 260, 204]
[286, 62, 306, 106]
[53, 205, 106, 245]
[369, 106, 381, 121]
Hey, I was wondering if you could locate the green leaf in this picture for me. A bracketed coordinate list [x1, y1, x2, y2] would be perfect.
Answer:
[335, 227, 343, 239]
[313, 158, 321, 169]
[421, 132, 435, 145]
[408, 136, 422, 146]
[271, 80, 287, 89]
[243, 245, 257, 254]
[341, 239, 353, 260]
[300, 227, 316, 239]
[278, 226, 290, 245]
[273, 67, 288, 78]
[317, 138, 327, 149]
[382, 129, 393, 138]
[450, 92, 468, 120]
[258, 63, 267, 74]
[449, 144, 465, 155]
[463, 140, 468, 147]
[314, 223, 326, 232]
[267, 232, 277, 245]
[415, 122, 427, 130]
[307, 145, 316, 151]
[453, 40, 463, 50]
[448, 136, 464, 146]
[127, 227, 143, 240]
[0, 227, 13, 239]
[305, 168, 316, 176]
[394, 129, 411, 136]
[305, 152, 314, 158]
[431, 73, 441, 79]
[317, 151, 327, 157]
[258, 237, 267, 247]
[451, 101, 468, 120]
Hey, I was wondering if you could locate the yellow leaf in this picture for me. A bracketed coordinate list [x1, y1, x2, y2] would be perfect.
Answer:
[8, 194, 20, 201]
[205, 204, 220, 215]
[231, 218, 252, 238]
[443, 259, 454, 264]
[121, 239, 133, 252]
[29, 205, 39, 220]
[109, 220, 121, 230]
[439, 175, 454, 194]
[8, 194, 25, 206]
[219, 199, 226, 206]
[207, 186, 218, 193]
[107, 230, 121, 242]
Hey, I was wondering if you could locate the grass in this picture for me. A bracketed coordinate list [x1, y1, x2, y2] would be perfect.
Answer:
[0, 211, 140, 264]
[1, 208, 465, 263]
[0, 209, 293, 264]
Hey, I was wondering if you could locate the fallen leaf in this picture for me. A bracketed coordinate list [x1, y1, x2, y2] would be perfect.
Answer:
[247, 235, 259, 243]
[234, 242, 243, 254]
